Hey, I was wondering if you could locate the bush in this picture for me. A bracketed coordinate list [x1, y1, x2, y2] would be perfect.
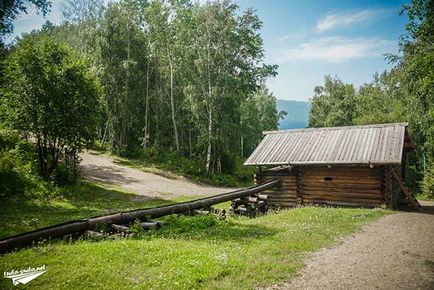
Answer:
[0, 131, 31, 198]
[53, 163, 79, 185]
[161, 214, 220, 235]
[0, 152, 25, 198]
[421, 163, 434, 198]
[0, 130, 65, 200]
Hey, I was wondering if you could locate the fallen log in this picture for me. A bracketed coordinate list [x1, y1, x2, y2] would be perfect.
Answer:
[0, 179, 280, 253]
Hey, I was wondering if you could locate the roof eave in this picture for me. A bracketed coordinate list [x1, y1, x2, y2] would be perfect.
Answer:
[244, 160, 402, 166]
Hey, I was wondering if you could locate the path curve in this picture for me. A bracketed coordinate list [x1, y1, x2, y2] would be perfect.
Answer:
[282, 201, 434, 290]
[79, 152, 237, 198]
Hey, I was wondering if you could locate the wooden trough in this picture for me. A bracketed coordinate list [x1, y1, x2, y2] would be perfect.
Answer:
[0, 179, 280, 253]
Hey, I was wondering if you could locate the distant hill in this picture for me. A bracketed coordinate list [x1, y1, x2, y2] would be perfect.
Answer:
[276, 99, 310, 130]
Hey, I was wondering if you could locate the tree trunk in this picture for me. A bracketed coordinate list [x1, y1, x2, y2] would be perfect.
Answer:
[188, 128, 192, 157]
[240, 135, 244, 159]
[143, 60, 150, 148]
[206, 109, 212, 173]
[36, 136, 47, 179]
[168, 55, 180, 151]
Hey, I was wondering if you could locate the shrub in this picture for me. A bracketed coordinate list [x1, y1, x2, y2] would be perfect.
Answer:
[161, 215, 220, 235]
[421, 163, 434, 198]
[0, 152, 25, 198]
[53, 163, 78, 185]
[0, 130, 64, 199]
[129, 219, 146, 238]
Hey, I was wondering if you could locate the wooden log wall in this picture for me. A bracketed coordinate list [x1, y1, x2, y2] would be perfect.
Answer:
[256, 166, 386, 208]
[298, 167, 384, 208]
[255, 167, 297, 207]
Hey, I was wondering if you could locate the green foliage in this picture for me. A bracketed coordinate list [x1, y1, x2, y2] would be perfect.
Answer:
[421, 163, 434, 198]
[240, 85, 280, 158]
[309, 75, 356, 127]
[354, 70, 406, 125]
[0, 150, 25, 197]
[159, 214, 221, 236]
[129, 219, 146, 238]
[2, 36, 100, 180]
[0, 131, 33, 198]
[116, 146, 255, 187]
[51, 0, 278, 174]
[0, 130, 75, 199]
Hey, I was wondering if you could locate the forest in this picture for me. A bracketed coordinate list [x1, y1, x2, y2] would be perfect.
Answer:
[0, 0, 282, 190]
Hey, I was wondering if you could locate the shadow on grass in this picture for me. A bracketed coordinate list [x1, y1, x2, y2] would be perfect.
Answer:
[80, 163, 144, 184]
[113, 158, 179, 180]
[0, 182, 178, 239]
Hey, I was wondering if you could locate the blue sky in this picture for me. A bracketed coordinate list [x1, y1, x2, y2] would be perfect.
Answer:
[10, 0, 409, 101]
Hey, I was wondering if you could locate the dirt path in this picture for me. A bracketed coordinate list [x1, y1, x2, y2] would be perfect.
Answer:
[79, 152, 236, 198]
[281, 201, 434, 290]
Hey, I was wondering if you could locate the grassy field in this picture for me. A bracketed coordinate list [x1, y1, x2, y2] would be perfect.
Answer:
[0, 185, 389, 289]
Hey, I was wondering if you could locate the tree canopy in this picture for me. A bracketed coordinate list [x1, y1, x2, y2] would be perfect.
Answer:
[1, 0, 279, 178]
[2, 36, 100, 179]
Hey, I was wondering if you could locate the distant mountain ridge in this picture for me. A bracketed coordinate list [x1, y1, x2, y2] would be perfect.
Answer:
[276, 99, 310, 130]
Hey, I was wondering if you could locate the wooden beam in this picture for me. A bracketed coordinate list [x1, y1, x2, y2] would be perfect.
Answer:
[391, 169, 421, 210]
[384, 166, 392, 208]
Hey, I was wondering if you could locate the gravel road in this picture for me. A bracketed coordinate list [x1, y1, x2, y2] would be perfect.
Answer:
[282, 201, 434, 290]
[79, 151, 237, 198]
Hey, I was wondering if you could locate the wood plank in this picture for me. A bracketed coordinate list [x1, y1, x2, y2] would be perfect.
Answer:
[302, 199, 380, 208]
[301, 180, 382, 189]
[268, 201, 297, 207]
[301, 186, 382, 194]
[301, 191, 382, 200]
[391, 169, 421, 210]
[302, 197, 383, 204]
[300, 171, 381, 177]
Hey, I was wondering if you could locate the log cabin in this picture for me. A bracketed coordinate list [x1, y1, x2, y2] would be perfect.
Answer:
[244, 123, 419, 209]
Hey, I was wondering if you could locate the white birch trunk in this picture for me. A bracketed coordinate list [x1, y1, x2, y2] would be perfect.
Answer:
[168, 54, 180, 151]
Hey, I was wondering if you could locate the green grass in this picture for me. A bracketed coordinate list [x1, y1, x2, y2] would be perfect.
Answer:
[0, 181, 194, 239]
[416, 193, 434, 201]
[0, 189, 390, 290]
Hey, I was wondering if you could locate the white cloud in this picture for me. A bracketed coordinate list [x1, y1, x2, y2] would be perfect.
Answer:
[278, 33, 304, 42]
[317, 9, 390, 32]
[276, 37, 396, 63]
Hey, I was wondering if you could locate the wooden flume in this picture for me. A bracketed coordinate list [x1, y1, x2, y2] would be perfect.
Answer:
[0, 179, 280, 253]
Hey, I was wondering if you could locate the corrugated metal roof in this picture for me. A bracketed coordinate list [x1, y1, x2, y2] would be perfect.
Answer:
[244, 123, 408, 166]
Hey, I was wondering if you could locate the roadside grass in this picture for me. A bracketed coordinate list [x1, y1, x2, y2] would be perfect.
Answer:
[0, 181, 194, 239]
[416, 193, 434, 201]
[0, 199, 390, 289]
